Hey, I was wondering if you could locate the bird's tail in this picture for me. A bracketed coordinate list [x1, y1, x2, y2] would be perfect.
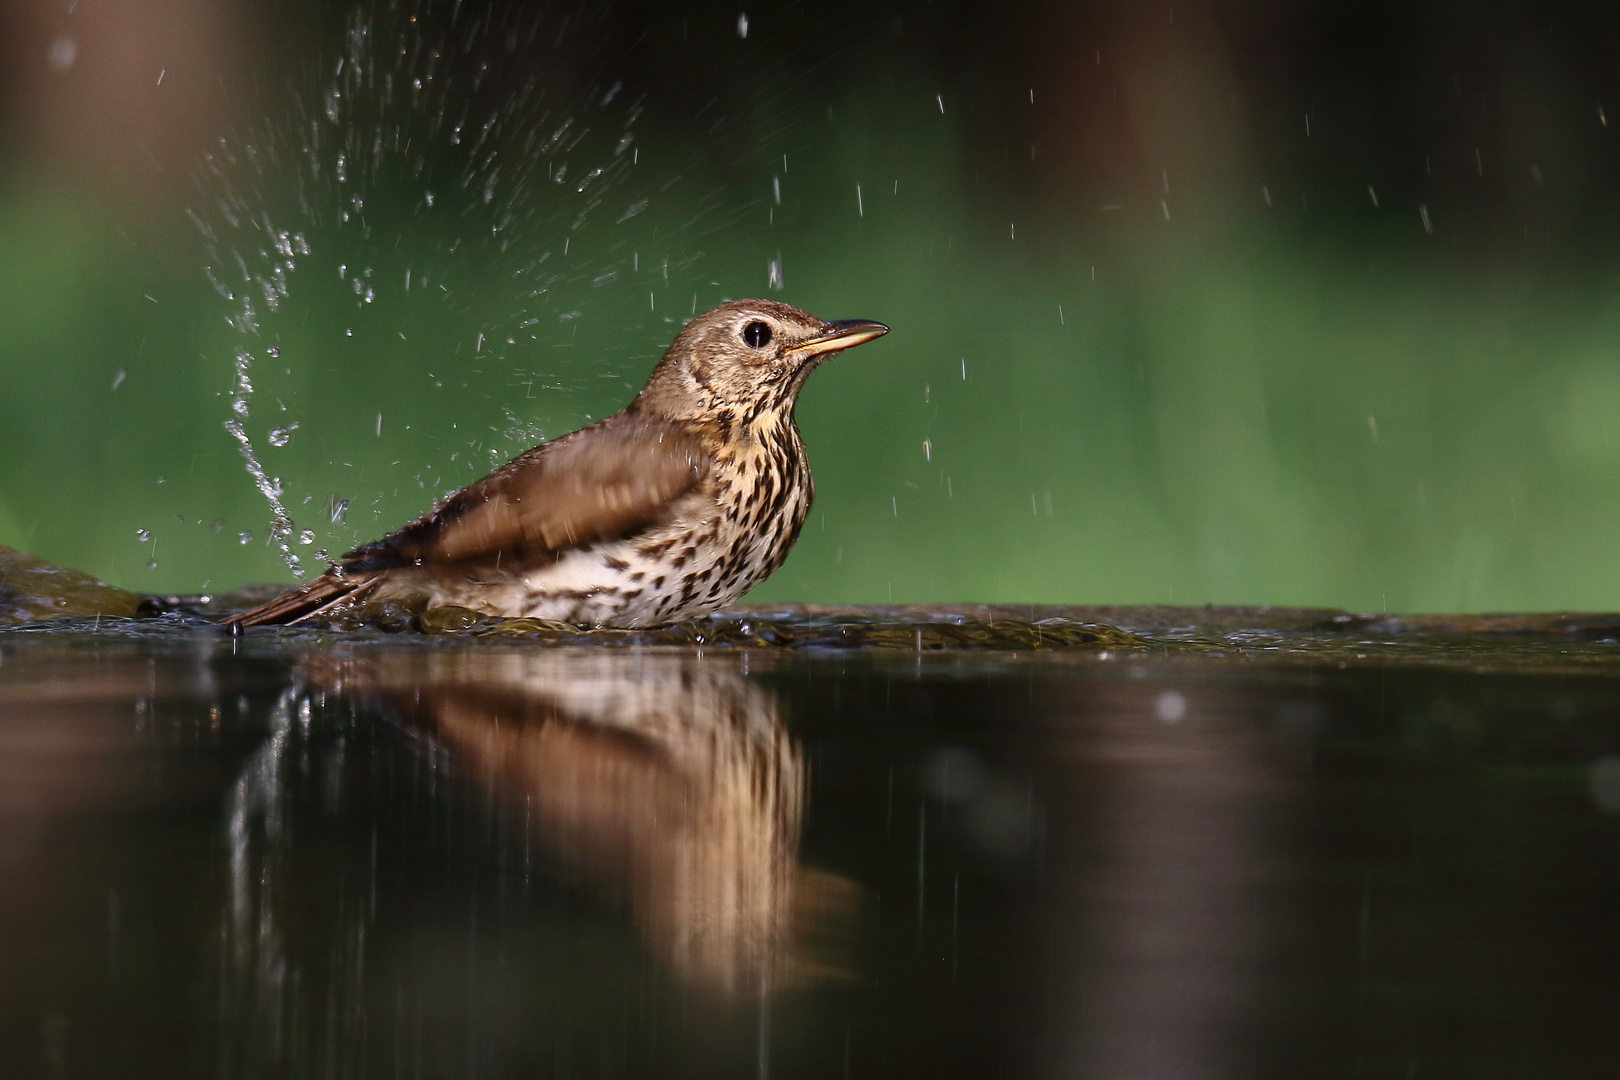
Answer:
[220, 571, 378, 628]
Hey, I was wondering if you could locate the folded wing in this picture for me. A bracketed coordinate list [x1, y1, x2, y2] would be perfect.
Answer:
[222, 415, 709, 627]
[345, 415, 710, 570]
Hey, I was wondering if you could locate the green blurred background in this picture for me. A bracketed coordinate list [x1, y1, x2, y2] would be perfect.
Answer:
[3, 0, 1620, 613]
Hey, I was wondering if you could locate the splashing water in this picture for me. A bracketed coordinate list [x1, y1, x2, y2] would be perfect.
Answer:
[223, 350, 302, 577]
[192, 1, 664, 579]
[202, 202, 310, 576]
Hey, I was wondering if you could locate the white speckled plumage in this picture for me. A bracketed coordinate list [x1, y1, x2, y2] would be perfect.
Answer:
[419, 407, 812, 626]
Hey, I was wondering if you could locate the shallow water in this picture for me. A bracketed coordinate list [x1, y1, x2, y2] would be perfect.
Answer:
[4, 610, 1620, 1078]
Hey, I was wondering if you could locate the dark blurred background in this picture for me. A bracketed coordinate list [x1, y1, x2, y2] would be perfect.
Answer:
[4, 0, 1620, 611]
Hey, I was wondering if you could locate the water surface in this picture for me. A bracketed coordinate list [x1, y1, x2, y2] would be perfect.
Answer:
[4, 608, 1620, 1077]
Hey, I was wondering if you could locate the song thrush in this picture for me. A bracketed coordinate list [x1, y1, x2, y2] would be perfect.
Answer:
[223, 299, 887, 628]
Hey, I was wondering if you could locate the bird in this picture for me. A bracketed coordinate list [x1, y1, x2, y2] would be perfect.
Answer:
[222, 299, 887, 629]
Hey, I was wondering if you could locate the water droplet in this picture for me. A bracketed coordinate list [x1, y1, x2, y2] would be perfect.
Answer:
[47, 36, 76, 72]
[1591, 756, 1620, 813]
[211, 519, 224, 532]
[146, 560, 158, 570]
[267, 423, 298, 447]
[135, 529, 150, 542]
[238, 531, 253, 545]
[299, 530, 315, 545]
[1156, 690, 1188, 724]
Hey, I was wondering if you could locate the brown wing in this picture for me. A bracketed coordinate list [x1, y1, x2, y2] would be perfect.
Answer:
[343, 414, 709, 571]
[220, 569, 379, 627]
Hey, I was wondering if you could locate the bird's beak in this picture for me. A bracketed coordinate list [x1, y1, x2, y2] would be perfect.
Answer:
[791, 319, 889, 358]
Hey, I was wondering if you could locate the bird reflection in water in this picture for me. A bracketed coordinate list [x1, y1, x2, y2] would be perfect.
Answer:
[300, 649, 851, 995]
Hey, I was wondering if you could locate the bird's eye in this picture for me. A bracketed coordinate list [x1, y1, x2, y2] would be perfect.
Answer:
[742, 321, 773, 349]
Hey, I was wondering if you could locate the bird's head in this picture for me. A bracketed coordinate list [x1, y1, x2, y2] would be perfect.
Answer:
[634, 299, 887, 420]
